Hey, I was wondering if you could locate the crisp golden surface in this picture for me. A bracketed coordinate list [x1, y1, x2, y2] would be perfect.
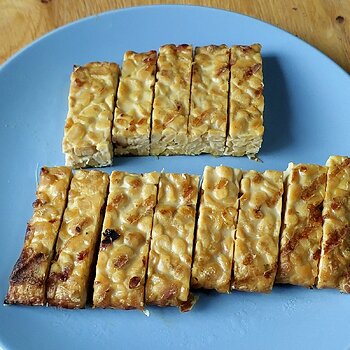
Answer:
[225, 44, 264, 156]
[5, 167, 72, 305]
[232, 170, 283, 292]
[150, 44, 193, 155]
[145, 173, 199, 307]
[62, 62, 119, 168]
[46, 170, 109, 308]
[318, 156, 350, 293]
[276, 163, 327, 287]
[93, 171, 159, 310]
[191, 166, 242, 293]
[187, 45, 230, 155]
[113, 51, 157, 156]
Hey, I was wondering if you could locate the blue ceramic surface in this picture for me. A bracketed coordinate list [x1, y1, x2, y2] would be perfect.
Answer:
[0, 5, 349, 350]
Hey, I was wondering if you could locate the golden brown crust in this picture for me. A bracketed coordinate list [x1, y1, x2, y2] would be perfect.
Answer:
[276, 163, 327, 287]
[46, 170, 109, 308]
[187, 45, 230, 155]
[93, 171, 159, 310]
[225, 44, 264, 156]
[317, 156, 350, 293]
[5, 167, 72, 305]
[191, 166, 242, 293]
[232, 170, 283, 293]
[150, 44, 193, 155]
[113, 51, 157, 156]
[62, 62, 119, 168]
[145, 173, 199, 307]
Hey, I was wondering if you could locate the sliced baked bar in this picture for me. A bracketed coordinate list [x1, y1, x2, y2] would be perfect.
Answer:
[224, 44, 264, 156]
[191, 166, 242, 293]
[145, 173, 199, 307]
[4, 167, 72, 305]
[93, 171, 159, 310]
[276, 163, 327, 287]
[113, 51, 157, 156]
[317, 155, 350, 293]
[150, 44, 193, 155]
[232, 170, 283, 292]
[62, 62, 119, 168]
[46, 170, 109, 308]
[187, 45, 230, 155]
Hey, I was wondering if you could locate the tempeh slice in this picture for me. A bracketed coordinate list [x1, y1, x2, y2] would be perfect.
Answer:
[93, 171, 159, 310]
[4, 167, 72, 305]
[113, 51, 157, 156]
[232, 170, 283, 293]
[276, 163, 327, 287]
[46, 170, 109, 308]
[224, 44, 264, 156]
[62, 62, 119, 168]
[317, 155, 350, 293]
[150, 44, 193, 155]
[191, 166, 242, 293]
[145, 173, 200, 307]
[187, 45, 230, 155]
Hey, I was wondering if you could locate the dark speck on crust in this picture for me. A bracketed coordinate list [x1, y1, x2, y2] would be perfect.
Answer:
[129, 276, 141, 289]
[101, 229, 121, 248]
[336, 16, 345, 24]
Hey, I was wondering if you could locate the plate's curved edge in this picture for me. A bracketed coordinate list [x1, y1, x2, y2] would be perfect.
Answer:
[0, 4, 349, 79]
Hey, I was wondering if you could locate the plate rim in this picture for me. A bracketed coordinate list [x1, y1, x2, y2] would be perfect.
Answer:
[0, 4, 349, 79]
[1, 5, 350, 350]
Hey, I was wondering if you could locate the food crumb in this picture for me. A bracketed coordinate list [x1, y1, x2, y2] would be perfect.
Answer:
[142, 309, 150, 317]
[247, 154, 262, 163]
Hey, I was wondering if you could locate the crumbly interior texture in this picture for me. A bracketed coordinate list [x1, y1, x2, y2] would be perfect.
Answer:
[46, 170, 109, 308]
[62, 62, 119, 168]
[224, 44, 264, 156]
[232, 170, 283, 293]
[276, 163, 327, 287]
[150, 44, 193, 156]
[113, 51, 157, 156]
[317, 156, 350, 293]
[93, 171, 159, 310]
[5, 167, 72, 305]
[187, 45, 230, 155]
[62, 44, 266, 160]
[191, 166, 242, 293]
[145, 173, 199, 307]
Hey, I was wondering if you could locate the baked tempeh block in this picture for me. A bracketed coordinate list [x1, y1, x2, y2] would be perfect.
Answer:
[232, 170, 283, 293]
[187, 45, 230, 155]
[62, 62, 119, 168]
[225, 44, 264, 156]
[93, 171, 159, 310]
[276, 163, 327, 287]
[46, 170, 109, 308]
[113, 51, 157, 156]
[4, 167, 72, 305]
[145, 173, 200, 308]
[317, 156, 350, 293]
[150, 44, 193, 155]
[191, 166, 242, 293]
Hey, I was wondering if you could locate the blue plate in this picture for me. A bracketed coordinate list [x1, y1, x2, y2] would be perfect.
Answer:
[0, 5, 350, 350]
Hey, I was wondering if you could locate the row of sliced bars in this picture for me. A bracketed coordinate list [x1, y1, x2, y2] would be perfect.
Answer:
[5, 155, 350, 309]
[62, 44, 264, 168]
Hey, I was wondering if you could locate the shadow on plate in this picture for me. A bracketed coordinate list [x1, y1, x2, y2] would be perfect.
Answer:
[190, 288, 230, 313]
[260, 56, 293, 154]
[112, 155, 144, 167]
